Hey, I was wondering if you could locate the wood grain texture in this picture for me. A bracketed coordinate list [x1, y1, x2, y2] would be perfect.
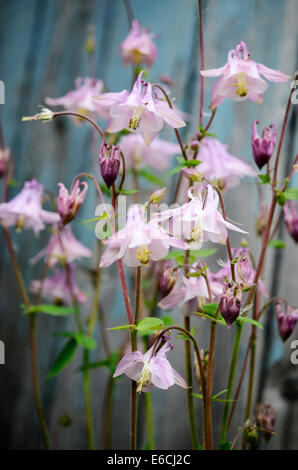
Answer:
[0, 0, 297, 449]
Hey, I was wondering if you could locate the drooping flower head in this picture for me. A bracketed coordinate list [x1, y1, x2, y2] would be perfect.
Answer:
[201, 41, 290, 109]
[94, 71, 186, 145]
[211, 247, 269, 297]
[99, 142, 121, 189]
[45, 77, 109, 121]
[284, 201, 298, 243]
[113, 340, 187, 393]
[30, 264, 86, 306]
[255, 403, 275, 442]
[251, 120, 277, 169]
[0, 179, 60, 236]
[120, 20, 157, 67]
[158, 185, 247, 250]
[118, 134, 180, 171]
[31, 225, 92, 267]
[57, 180, 88, 225]
[99, 204, 187, 268]
[219, 280, 243, 327]
[158, 263, 223, 311]
[276, 302, 298, 341]
[186, 137, 256, 191]
[159, 262, 179, 299]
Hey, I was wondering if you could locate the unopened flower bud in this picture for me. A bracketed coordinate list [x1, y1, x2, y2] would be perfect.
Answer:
[255, 403, 275, 442]
[57, 180, 88, 225]
[99, 142, 121, 189]
[237, 256, 252, 284]
[190, 140, 199, 152]
[22, 106, 54, 122]
[256, 202, 270, 237]
[160, 265, 178, 298]
[284, 201, 298, 243]
[182, 168, 204, 183]
[243, 420, 259, 446]
[251, 120, 277, 170]
[0, 148, 10, 178]
[220, 281, 243, 327]
[276, 302, 298, 341]
[147, 187, 167, 206]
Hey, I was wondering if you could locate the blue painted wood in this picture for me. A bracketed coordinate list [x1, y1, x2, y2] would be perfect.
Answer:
[0, 0, 297, 449]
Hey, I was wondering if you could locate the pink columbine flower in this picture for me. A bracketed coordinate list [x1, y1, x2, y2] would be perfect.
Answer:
[201, 41, 290, 108]
[159, 265, 222, 310]
[251, 120, 278, 169]
[118, 134, 180, 171]
[113, 341, 187, 392]
[276, 302, 298, 341]
[45, 77, 109, 120]
[30, 264, 86, 306]
[158, 185, 247, 249]
[120, 19, 157, 67]
[284, 201, 298, 243]
[57, 180, 88, 225]
[94, 71, 186, 145]
[212, 247, 269, 297]
[99, 205, 187, 268]
[186, 137, 256, 191]
[0, 179, 60, 236]
[31, 225, 92, 267]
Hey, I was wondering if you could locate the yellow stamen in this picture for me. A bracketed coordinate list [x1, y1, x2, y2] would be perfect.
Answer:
[129, 106, 144, 130]
[232, 73, 249, 97]
[16, 215, 25, 232]
[136, 246, 151, 265]
[190, 218, 202, 244]
[136, 362, 152, 393]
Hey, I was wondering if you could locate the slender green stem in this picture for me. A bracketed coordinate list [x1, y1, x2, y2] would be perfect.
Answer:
[83, 350, 95, 449]
[205, 308, 219, 449]
[144, 392, 156, 450]
[130, 266, 141, 450]
[3, 228, 51, 449]
[184, 316, 199, 450]
[220, 322, 242, 444]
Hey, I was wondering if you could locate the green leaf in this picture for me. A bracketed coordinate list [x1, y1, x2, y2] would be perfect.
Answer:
[258, 174, 270, 184]
[283, 188, 298, 200]
[219, 442, 232, 450]
[237, 316, 263, 330]
[81, 212, 107, 224]
[165, 164, 186, 176]
[136, 317, 164, 332]
[277, 191, 286, 207]
[268, 238, 286, 249]
[161, 315, 174, 327]
[118, 189, 139, 196]
[212, 389, 228, 399]
[202, 303, 219, 317]
[99, 183, 111, 196]
[176, 156, 201, 167]
[54, 331, 97, 350]
[195, 311, 226, 326]
[23, 304, 74, 316]
[138, 169, 166, 187]
[107, 324, 135, 331]
[190, 248, 217, 258]
[47, 339, 77, 379]
[79, 352, 120, 374]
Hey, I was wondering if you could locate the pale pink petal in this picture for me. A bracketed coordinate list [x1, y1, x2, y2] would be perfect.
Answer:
[257, 64, 290, 83]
